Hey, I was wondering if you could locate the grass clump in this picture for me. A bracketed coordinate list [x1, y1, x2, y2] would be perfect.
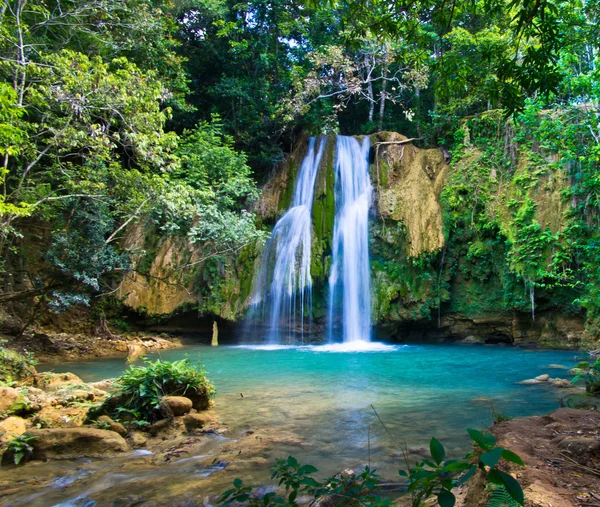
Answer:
[0, 341, 37, 384]
[104, 357, 215, 424]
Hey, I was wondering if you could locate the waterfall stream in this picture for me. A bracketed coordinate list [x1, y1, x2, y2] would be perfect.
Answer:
[328, 136, 373, 344]
[251, 135, 373, 345]
[251, 137, 326, 343]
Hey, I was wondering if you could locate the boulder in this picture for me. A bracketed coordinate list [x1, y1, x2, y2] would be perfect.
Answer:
[150, 419, 172, 436]
[0, 416, 27, 442]
[36, 372, 83, 391]
[0, 387, 20, 412]
[128, 431, 148, 448]
[26, 428, 128, 459]
[534, 374, 550, 382]
[516, 379, 543, 385]
[568, 367, 585, 377]
[89, 378, 116, 392]
[183, 413, 212, 431]
[161, 396, 192, 416]
[551, 378, 572, 388]
[547, 364, 568, 370]
[97, 415, 127, 437]
[186, 390, 211, 411]
[32, 405, 89, 428]
[459, 335, 483, 344]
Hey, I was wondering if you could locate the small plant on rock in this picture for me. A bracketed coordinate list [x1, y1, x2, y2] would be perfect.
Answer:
[571, 360, 600, 394]
[3, 434, 38, 465]
[0, 341, 37, 383]
[104, 357, 215, 423]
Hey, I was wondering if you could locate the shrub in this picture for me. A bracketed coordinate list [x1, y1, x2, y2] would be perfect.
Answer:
[103, 358, 215, 424]
[2, 434, 38, 465]
[218, 430, 525, 507]
[571, 359, 600, 394]
[0, 341, 37, 383]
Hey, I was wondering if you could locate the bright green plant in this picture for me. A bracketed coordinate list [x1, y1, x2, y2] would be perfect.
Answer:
[571, 359, 600, 394]
[105, 358, 215, 423]
[401, 430, 524, 507]
[219, 431, 524, 507]
[219, 455, 389, 507]
[4, 434, 38, 465]
[0, 342, 37, 383]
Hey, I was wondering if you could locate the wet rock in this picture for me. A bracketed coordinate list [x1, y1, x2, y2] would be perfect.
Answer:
[534, 374, 550, 382]
[459, 335, 483, 344]
[97, 415, 127, 437]
[0, 387, 20, 412]
[36, 372, 83, 391]
[516, 379, 543, 385]
[183, 413, 211, 431]
[26, 428, 129, 459]
[0, 416, 27, 442]
[161, 396, 192, 416]
[150, 419, 172, 436]
[128, 431, 148, 447]
[186, 389, 211, 411]
[547, 364, 568, 370]
[568, 367, 585, 377]
[32, 405, 89, 428]
[89, 378, 116, 392]
[550, 378, 572, 388]
[127, 343, 146, 361]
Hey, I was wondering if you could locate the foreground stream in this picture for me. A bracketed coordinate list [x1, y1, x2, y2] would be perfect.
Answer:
[2, 343, 580, 506]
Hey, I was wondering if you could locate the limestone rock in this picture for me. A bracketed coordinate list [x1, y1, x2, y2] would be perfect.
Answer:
[161, 396, 192, 416]
[32, 405, 89, 428]
[534, 374, 550, 382]
[516, 379, 543, 385]
[89, 378, 116, 391]
[0, 387, 20, 412]
[97, 415, 127, 437]
[36, 372, 83, 391]
[150, 419, 171, 436]
[128, 431, 148, 447]
[0, 416, 27, 442]
[26, 428, 129, 459]
[524, 480, 571, 507]
[183, 413, 212, 431]
[547, 364, 568, 370]
[551, 378, 572, 388]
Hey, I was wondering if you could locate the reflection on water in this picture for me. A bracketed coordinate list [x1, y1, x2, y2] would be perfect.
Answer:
[21, 343, 579, 506]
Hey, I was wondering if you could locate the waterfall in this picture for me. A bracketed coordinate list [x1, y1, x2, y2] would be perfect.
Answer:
[250, 137, 326, 343]
[328, 136, 373, 344]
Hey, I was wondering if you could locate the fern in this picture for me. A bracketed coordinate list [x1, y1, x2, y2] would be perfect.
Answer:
[486, 485, 521, 507]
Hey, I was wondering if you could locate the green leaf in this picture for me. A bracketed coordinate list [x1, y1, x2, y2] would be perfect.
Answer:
[398, 469, 408, 477]
[233, 478, 243, 488]
[438, 488, 456, 507]
[480, 447, 504, 469]
[488, 470, 524, 505]
[468, 429, 496, 450]
[298, 464, 318, 475]
[13, 451, 24, 465]
[430, 437, 446, 465]
[501, 449, 524, 466]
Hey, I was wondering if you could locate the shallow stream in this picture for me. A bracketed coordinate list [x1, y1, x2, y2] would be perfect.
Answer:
[3, 343, 581, 506]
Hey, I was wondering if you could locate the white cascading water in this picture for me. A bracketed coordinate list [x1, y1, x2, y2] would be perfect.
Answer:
[250, 137, 326, 344]
[328, 136, 373, 344]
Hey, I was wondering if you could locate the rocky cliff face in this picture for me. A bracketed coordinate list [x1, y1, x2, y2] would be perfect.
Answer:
[119, 131, 586, 348]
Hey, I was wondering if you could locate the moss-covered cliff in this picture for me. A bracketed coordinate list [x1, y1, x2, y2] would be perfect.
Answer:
[120, 124, 592, 348]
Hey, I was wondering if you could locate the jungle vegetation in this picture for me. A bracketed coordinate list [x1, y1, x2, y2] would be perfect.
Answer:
[0, 0, 598, 335]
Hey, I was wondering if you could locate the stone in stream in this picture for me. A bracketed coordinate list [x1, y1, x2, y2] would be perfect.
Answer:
[0, 416, 27, 442]
[535, 374, 550, 381]
[547, 364, 568, 370]
[0, 386, 20, 412]
[97, 415, 128, 437]
[161, 396, 193, 416]
[25, 428, 129, 460]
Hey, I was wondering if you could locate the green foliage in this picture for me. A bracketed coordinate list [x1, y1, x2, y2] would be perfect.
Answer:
[219, 455, 389, 507]
[401, 431, 524, 507]
[571, 357, 600, 394]
[106, 358, 215, 423]
[219, 432, 524, 507]
[4, 434, 38, 465]
[0, 342, 36, 383]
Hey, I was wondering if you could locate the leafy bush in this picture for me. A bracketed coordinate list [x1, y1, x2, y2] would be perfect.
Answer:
[571, 359, 600, 394]
[3, 434, 38, 465]
[0, 341, 36, 383]
[218, 430, 525, 507]
[104, 358, 215, 423]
